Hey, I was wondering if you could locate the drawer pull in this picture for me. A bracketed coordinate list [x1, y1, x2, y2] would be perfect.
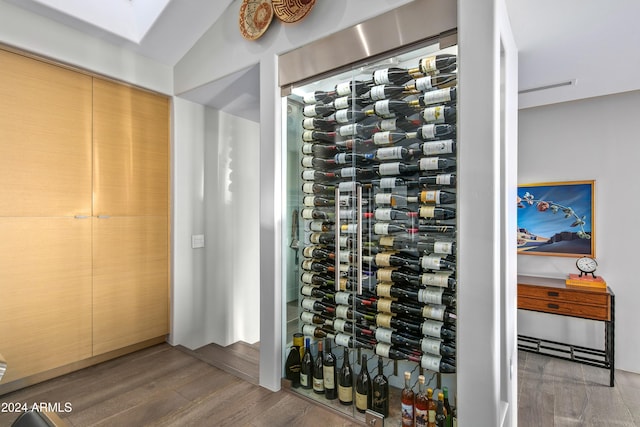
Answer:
[547, 291, 559, 297]
[547, 303, 560, 309]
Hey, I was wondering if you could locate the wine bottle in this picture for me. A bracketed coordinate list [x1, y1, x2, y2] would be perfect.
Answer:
[406, 73, 457, 92]
[300, 272, 336, 287]
[302, 324, 332, 339]
[285, 340, 302, 387]
[301, 156, 338, 171]
[355, 354, 372, 413]
[333, 108, 369, 124]
[338, 166, 377, 181]
[330, 95, 368, 111]
[414, 173, 456, 188]
[377, 268, 420, 286]
[300, 338, 314, 389]
[300, 297, 334, 313]
[409, 124, 455, 141]
[303, 103, 336, 117]
[301, 259, 335, 274]
[373, 325, 421, 349]
[371, 356, 390, 417]
[421, 304, 457, 323]
[410, 54, 457, 75]
[415, 375, 428, 427]
[421, 336, 456, 358]
[377, 117, 422, 132]
[421, 105, 457, 125]
[302, 246, 334, 261]
[335, 79, 372, 97]
[416, 239, 456, 255]
[336, 122, 379, 139]
[302, 117, 338, 131]
[419, 190, 456, 205]
[436, 392, 447, 427]
[300, 169, 338, 182]
[308, 232, 335, 245]
[374, 208, 418, 221]
[338, 347, 353, 406]
[303, 90, 337, 105]
[401, 371, 415, 427]
[301, 182, 336, 195]
[365, 146, 416, 162]
[373, 223, 418, 235]
[418, 206, 456, 220]
[411, 140, 456, 157]
[368, 84, 412, 101]
[443, 387, 452, 427]
[371, 130, 410, 146]
[420, 254, 456, 271]
[376, 162, 420, 177]
[422, 354, 456, 373]
[427, 388, 437, 427]
[374, 342, 414, 360]
[323, 338, 338, 400]
[302, 130, 339, 143]
[303, 195, 336, 207]
[313, 339, 325, 394]
[368, 99, 418, 117]
[418, 157, 457, 172]
[411, 87, 457, 107]
[422, 320, 456, 340]
[334, 152, 375, 166]
[373, 67, 417, 85]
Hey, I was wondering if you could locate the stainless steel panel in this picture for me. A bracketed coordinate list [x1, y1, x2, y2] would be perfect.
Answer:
[278, 0, 457, 88]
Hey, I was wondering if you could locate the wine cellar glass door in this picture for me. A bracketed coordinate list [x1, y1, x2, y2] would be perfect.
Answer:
[283, 39, 459, 424]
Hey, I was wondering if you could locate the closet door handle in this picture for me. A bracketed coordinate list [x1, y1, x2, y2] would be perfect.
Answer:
[334, 187, 340, 292]
[97, 215, 111, 219]
[356, 185, 363, 296]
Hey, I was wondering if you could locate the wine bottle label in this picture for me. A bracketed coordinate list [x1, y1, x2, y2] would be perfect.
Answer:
[402, 403, 415, 425]
[370, 85, 388, 101]
[303, 105, 318, 117]
[421, 272, 450, 287]
[301, 298, 319, 311]
[421, 320, 443, 337]
[300, 285, 316, 297]
[419, 206, 436, 218]
[334, 319, 348, 333]
[436, 173, 453, 185]
[374, 208, 393, 221]
[422, 140, 454, 155]
[371, 132, 389, 147]
[339, 252, 350, 263]
[375, 253, 393, 267]
[379, 118, 397, 131]
[379, 235, 395, 246]
[377, 282, 393, 297]
[341, 224, 358, 234]
[339, 236, 349, 247]
[313, 377, 324, 392]
[373, 223, 391, 235]
[434, 241, 453, 254]
[301, 170, 316, 181]
[377, 269, 394, 282]
[302, 143, 314, 154]
[421, 337, 442, 355]
[334, 153, 347, 164]
[421, 304, 445, 321]
[355, 392, 368, 411]
[339, 263, 350, 274]
[335, 292, 351, 306]
[375, 100, 392, 116]
[339, 209, 356, 220]
[421, 354, 442, 372]
[308, 221, 324, 232]
[301, 182, 315, 194]
[302, 324, 318, 336]
[302, 131, 316, 142]
[303, 92, 319, 104]
[340, 167, 357, 178]
[375, 343, 391, 358]
[309, 234, 321, 244]
[377, 299, 393, 313]
[334, 109, 350, 123]
[420, 56, 437, 73]
[303, 196, 316, 206]
[375, 193, 393, 205]
[338, 385, 353, 403]
[422, 88, 452, 105]
[301, 272, 315, 284]
[302, 246, 317, 258]
[375, 327, 394, 344]
[421, 190, 440, 204]
[300, 373, 309, 387]
[339, 123, 357, 136]
[419, 288, 444, 305]
[323, 366, 335, 389]
[300, 311, 317, 324]
[333, 96, 350, 110]
[415, 408, 429, 427]
[421, 255, 443, 270]
[429, 410, 437, 423]
[422, 106, 445, 123]
[377, 313, 393, 328]
[336, 82, 351, 96]
[373, 69, 391, 85]
[376, 146, 404, 160]
[378, 162, 401, 176]
[419, 157, 441, 170]
[339, 277, 348, 291]
[415, 75, 434, 92]
[336, 305, 350, 319]
[420, 124, 437, 139]
[338, 181, 357, 192]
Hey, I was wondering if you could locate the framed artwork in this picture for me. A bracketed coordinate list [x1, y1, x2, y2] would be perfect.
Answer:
[517, 180, 595, 257]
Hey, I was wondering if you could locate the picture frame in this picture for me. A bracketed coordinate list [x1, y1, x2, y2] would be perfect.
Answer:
[517, 180, 595, 257]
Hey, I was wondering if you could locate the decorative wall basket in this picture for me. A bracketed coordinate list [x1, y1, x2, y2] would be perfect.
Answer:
[272, 0, 316, 23]
[239, 0, 274, 40]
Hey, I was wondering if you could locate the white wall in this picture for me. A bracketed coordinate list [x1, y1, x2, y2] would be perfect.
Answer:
[518, 89, 640, 374]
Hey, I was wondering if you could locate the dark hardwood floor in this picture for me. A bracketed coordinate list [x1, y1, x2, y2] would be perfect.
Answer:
[2, 344, 640, 426]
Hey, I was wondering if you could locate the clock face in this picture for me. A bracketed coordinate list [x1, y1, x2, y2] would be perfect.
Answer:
[576, 256, 598, 273]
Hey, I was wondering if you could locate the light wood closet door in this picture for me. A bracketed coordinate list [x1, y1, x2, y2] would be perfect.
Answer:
[0, 50, 92, 217]
[92, 79, 170, 355]
[0, 218, 92, 383]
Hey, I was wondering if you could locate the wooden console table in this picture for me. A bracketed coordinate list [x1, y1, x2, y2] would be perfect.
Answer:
[517, 275, 615, 387]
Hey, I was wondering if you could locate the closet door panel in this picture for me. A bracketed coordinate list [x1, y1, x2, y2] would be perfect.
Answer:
[0, 217, 92, 383]
[92, 216, 169, 355]
[92, 79, 169, 217]
[0, 50, 92, 217]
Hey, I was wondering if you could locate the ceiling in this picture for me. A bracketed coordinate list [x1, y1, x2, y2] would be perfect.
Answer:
[3, 0, 640, 111]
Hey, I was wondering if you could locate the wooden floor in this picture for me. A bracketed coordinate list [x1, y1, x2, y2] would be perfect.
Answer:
[2, 345, 640, 426]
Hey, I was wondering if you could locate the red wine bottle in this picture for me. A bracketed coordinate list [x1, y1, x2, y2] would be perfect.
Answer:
[313, 339, 325, 394]
[323, 338, 338, 400]
[409, 54, 457, 75]
[417, 140, 456, 156]
[301, 182, 336, 195]
[338, 347, 353, 406]
[335, 79, 372, 97]
[303, 90, 337, 105]
[411, 87, 457, 107]
[421, 336, 456, 358]
[365, 146, 416, 162]
[410, 124, 455, 141]
[418, 206, 456, 220]
[303, 103, 336, 117]
[285, 339, 302, 387]
[300, 337, 314, 389]
[371, 356, 390, 416]
[421, 105, 457, 124]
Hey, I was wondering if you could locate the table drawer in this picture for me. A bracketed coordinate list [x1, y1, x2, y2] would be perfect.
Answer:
[518, 296, 610, 321]
[518, 284, 609, 306]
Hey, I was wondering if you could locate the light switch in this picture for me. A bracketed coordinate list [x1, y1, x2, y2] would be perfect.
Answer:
[191, 234, 205, 249]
